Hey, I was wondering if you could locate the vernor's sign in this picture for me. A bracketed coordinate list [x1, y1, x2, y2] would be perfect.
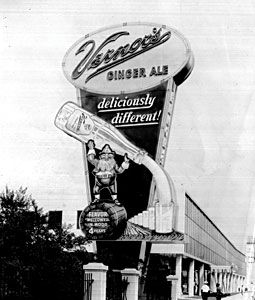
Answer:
[57, 23, 194, 240]
[62, 22, 194, 94]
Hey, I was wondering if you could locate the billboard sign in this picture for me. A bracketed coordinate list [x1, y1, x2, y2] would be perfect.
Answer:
[57, 22, 194, 241]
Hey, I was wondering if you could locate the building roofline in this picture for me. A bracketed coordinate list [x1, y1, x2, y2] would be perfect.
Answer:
[185, 193, 245, 258]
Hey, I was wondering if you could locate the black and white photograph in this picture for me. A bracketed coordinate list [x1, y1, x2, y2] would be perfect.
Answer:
[1, 1, 255, 299]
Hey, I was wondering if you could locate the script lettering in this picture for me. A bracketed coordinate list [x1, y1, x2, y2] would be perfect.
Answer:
[71, 28, 171, 83]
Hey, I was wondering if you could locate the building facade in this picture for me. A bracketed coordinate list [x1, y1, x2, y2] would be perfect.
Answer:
[150, 186, 246, 298]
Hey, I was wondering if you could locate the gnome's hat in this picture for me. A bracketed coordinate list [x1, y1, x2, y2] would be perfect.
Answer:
[99, 144, 115, 155]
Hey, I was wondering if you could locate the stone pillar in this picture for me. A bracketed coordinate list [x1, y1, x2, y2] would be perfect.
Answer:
[238, 275, 241, 291]
[175, 255, 182, 298]
[237, 275, 240, 291]
[228, 274, 231, 292]
[226, 272, 230, 292]
[235, 275, 239, 292]
[121, 268, 140, 300]
[242, 276, 246, 287]
[188, 259, 195, 296]
[236, 275, 240, 292]
[230, 273, 233, 292]
[222, 271, 227, 292]
[231, 274, 234, 292]
[167, 275, 178, 300]
[233, 274, 237, 292]
[241, 276, 245, 290]
[233, 274, 236, 292]
[83, 263, 108, 300]
[229, 273, 234, 293]
[210, 270, 216, 292]
[199, 264, 204, 295]
[218, 270, 223, 289]
[225, 273, 229, 292]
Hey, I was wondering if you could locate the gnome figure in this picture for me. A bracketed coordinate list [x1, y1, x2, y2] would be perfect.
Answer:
[87, 140, 130, 205]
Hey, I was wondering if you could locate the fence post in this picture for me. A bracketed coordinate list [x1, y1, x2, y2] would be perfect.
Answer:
[121, 268, 140, 300]
[83, 263, 108, 300]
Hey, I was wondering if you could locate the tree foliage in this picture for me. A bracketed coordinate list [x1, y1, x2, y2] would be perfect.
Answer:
[0, 187, 89, 300]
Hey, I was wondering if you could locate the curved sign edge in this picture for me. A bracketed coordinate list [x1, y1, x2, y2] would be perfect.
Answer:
[62, 22, 194, 95]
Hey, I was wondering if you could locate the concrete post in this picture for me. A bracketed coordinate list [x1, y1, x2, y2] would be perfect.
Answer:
[199, 264, 204, 295]
[236, 275, 239, 292]
[188, 259, 195, 296]
[230, 273, 234, 292]
[240, 276, 243, 290]
[233, 274, 237, 292]
[175, 255, 182, 298]
[167, 275, 178, 300]
[83, 263, 108, 300]
[121, 268, 140, 300]
[241, 276, 244, 290]
[225, 273, 229, 292]
[218, 270, 223, 290]
[237, 275, 240, 292]
[230, 274, 234, 292]
[223, 271, 227, 292]
[226, 272, 229, 292]
[225, 272, 230, 292]
[230, 273, 233, 292]
[236, 275, 240, 292]
[210, 270, 217, 292]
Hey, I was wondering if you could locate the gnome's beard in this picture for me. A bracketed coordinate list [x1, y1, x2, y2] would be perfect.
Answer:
[97, 158, 116, 172]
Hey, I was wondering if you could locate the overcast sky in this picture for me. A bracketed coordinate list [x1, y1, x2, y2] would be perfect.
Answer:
[1, 0, 255, 252]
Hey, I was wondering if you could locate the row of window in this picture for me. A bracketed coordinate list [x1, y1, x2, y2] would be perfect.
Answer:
[186, 218, 227, 262]
[185, 195, 232, 249]
[185, 194, 246, 275]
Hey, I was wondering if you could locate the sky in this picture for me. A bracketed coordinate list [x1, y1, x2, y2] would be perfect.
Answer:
[1, 0, 255, 253]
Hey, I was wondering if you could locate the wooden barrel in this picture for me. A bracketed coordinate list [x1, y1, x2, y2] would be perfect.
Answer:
[79, 202, 127, 240]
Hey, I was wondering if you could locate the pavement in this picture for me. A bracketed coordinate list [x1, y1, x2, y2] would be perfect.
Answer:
[229, 293, 250, 300]
[178, 292, 250, 300]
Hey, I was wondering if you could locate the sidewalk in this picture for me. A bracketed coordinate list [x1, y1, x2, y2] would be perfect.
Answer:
[228, 293, 248, 300]
[178, 292, 245, 300]
[228, 292, 253, 300]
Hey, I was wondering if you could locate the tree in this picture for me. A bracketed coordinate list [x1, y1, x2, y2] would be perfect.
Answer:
[0, 186, 89, 300]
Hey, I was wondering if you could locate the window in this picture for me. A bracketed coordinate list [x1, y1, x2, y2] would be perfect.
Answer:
[48, 210, 62, 229]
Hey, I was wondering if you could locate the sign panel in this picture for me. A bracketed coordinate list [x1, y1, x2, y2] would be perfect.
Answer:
[57, 22, 194, 241]
[55, 98, 176, 239]
[62, 22, 194, 94]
